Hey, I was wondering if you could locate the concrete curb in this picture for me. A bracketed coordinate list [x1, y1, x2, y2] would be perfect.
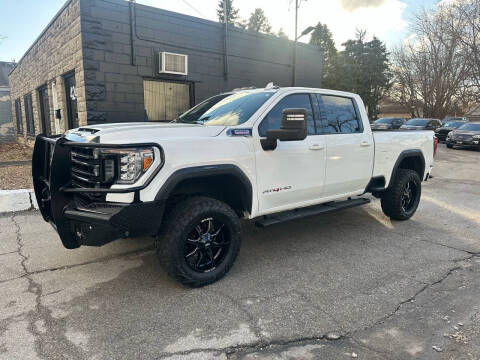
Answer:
[0, 189, 39, 214]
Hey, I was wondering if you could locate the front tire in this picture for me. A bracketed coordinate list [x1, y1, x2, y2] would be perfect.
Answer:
[156, 196, 242, 287]
[381, 169, 421, 221]
[446, 143, 453, 148]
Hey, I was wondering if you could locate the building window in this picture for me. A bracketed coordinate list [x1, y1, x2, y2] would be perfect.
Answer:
[15, 98, 23, 134]
[24, 93, 35, 136]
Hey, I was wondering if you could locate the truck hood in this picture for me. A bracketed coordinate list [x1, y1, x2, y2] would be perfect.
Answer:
[65, 122, 226, 143]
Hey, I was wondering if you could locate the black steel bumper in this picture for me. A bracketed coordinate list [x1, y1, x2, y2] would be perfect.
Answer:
[32, 135, 164, 249]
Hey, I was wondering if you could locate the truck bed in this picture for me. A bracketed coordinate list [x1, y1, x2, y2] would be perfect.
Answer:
[372, 130, 435, 185]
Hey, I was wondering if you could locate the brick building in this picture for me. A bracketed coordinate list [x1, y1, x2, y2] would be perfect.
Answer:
[9, 0, 322, 143]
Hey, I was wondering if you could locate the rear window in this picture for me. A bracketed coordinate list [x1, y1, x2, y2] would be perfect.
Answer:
[405, 119, 429, 126]
[375, 118, 394, 124]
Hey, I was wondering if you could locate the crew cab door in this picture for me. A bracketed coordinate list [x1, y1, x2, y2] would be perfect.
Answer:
[254, 93, 327, 213]
[314, 94, 374, 197]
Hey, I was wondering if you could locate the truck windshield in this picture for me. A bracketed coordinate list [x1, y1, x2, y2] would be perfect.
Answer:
[176, 94, 230, 123]
[405, 119, 429, 126]
[444, 121, 465, 128]
[190, 91, 274, 126]
[458, 123, 480, 131]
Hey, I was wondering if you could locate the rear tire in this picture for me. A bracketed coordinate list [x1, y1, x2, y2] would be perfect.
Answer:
[381, 169, 421, 221]
[156, 196, 242, 287]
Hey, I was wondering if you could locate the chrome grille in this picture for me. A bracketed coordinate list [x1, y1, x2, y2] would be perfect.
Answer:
[70, 147, 101, 188]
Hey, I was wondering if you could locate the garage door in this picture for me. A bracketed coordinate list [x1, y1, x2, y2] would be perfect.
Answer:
[144, 80, 190, 121]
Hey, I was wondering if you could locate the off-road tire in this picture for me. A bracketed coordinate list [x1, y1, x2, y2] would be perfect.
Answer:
[156, 196, 242, 287]
[381, 169, 421, 221]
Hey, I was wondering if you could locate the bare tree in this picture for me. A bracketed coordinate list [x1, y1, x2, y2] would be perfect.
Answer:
[449, 0, 480, 89]
[390, 4, 474, 118]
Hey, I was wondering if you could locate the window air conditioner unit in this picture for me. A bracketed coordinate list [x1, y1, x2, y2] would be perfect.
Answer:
[159, 52, 188, 75]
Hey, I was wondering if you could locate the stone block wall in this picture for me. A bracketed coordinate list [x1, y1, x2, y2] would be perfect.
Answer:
[8, 0, 86, 144]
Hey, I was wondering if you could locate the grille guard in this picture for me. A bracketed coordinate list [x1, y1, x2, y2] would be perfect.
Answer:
[32, 134, 164, 249]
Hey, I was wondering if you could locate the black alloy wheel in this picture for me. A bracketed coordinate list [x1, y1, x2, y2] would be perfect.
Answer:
[381, 169, 422, 221]
[156, 196, 242, 287]
[184, 217, 230, 273]
[400, 180, 417, 213]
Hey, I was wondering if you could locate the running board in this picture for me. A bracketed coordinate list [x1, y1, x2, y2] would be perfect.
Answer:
[255, 198, 371, 228]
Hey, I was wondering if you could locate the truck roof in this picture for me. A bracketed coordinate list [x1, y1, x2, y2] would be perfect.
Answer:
[228, 86, 358, 98]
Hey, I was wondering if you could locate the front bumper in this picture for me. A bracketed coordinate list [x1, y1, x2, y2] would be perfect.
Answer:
[435, 132, 450, 141]
[447, 138, 480, 148]
[32, 135, 164, 249]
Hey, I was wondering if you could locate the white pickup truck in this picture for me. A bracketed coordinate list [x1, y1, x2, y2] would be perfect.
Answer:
[33, 87, 436, 286]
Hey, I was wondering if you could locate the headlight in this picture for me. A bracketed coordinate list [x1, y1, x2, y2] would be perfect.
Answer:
[435, 128, 439, 132]
[473, 135, 480, 139]
[97, 148, 154, 184]
[447, 132, 453, 138]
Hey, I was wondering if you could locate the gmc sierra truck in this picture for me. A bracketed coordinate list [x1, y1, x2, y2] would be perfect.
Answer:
[33, 87, 436, 286]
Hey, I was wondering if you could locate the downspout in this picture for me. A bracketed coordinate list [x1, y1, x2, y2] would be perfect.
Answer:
[223, 1, 229, 82]
[129, 0, 135, 66]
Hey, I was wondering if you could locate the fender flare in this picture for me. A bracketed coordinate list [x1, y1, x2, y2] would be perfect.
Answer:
[387, 149, 425, 188]
[154, 164, 253, 213]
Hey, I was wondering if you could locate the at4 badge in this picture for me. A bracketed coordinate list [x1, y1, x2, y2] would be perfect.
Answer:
[263, 186, 292, 194]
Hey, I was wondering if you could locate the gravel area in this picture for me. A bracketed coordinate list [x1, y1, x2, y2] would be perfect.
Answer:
[0, 164, 33, 189]
[0, 142, 32, 162]
[0, 143, 33, 190]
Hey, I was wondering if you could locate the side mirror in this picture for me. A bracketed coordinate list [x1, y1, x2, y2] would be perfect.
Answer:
[261, 108, 308, 150]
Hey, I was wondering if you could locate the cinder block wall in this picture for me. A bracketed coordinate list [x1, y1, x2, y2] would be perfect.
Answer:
[81, 0, 323, 124]
[8, 0, 86, 143]
[9, 0, 323, 133]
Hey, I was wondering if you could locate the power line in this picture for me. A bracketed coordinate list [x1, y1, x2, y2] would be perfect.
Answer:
[181, 0, 208, 19]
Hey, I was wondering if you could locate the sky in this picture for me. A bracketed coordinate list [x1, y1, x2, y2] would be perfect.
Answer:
[0, 0, 438, 62]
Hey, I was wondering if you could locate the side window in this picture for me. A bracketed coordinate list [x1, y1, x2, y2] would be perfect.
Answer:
[15, 99, 23, 134]
[316, 95, 362, 134]
[258, 94, 315, 137]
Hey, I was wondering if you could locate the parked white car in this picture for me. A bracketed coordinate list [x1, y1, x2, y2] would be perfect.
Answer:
[33, 87, 436, 286]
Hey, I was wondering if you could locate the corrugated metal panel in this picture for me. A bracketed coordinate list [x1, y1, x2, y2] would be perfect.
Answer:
[143, 80, 189, 121]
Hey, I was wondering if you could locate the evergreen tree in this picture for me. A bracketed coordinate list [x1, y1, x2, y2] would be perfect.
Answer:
[277, 28, 289, 39]
[247, 8, 272, 34]
[336, 32, 391, 119]
[309, 22, 338, 88]
[217, 0, 240, 24]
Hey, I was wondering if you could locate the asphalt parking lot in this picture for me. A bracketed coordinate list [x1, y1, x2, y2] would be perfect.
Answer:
[1, 144, 479, 360]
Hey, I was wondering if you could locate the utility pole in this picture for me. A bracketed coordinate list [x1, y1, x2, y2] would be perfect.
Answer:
[291, 0, 314, 87]
[292, 0, 298, 86]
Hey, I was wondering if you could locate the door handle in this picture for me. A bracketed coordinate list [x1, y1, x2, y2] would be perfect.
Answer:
[360, 141, 371, 147]
[309, 144, 324, 150]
